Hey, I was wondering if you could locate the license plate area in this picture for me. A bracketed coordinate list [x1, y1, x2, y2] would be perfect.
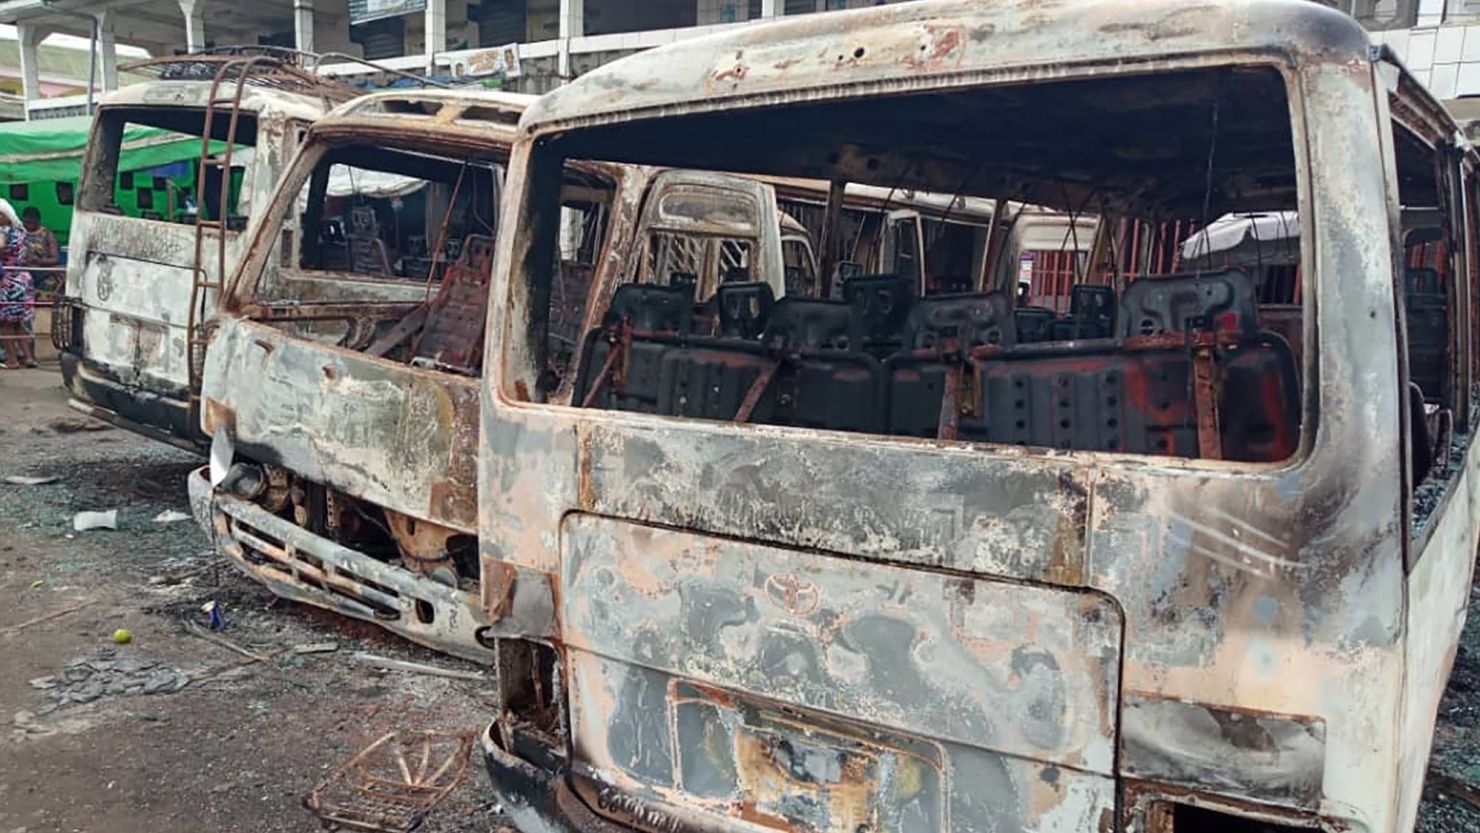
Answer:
[569, 670, 945, 833]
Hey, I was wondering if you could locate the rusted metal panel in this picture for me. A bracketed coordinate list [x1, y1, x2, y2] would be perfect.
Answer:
[1120, 694, 1326, 808]
[201, 317, 480, 532]
[520, 0, 1370, 136]
[562, 514, 1121, 772]
[564, 424, 1094, 584]
[101, 78, 329, 124]
[558, 516, 1117, 831]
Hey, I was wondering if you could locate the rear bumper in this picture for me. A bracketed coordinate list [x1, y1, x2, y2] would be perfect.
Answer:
[480, 722, 641, 833]
[188, 466, 494, 663]
[60, 351, 202, 452]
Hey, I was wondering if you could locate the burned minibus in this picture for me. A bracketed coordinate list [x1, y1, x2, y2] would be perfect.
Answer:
[474, 1, 1480, 831]
[186, 88, 817, 662]
[52, 53, 357, 450]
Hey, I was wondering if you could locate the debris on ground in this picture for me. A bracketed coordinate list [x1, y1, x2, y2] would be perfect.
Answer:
[182, 620, 269, 663]
[72, 509, 118, 531]
[351, 652, 486, 682]
[304, 731, 476, 833]
[45, 417, 112, 434]
[29, 650, 190, 714]
[3, 601, 87, 635]
[152, 510, 191, 524]
[4, 474, 58, 486]
[202, 599, 227, 630]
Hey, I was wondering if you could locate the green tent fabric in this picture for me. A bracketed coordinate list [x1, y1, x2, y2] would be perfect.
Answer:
[0, 116, 225, 185]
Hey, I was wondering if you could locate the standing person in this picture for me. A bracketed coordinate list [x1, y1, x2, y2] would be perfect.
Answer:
[0, 199, 35, 369]
[18, 207, 55, 361]
[20, 207, 58, 268]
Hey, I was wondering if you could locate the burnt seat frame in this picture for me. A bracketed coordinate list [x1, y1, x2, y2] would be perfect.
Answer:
[573, 272, 1300, 463]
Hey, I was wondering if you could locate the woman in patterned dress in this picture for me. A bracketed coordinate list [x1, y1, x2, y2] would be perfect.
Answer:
[0, 199, 35, 369]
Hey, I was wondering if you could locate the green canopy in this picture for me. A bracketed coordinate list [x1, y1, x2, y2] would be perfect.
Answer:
[0, 115, 223, 185]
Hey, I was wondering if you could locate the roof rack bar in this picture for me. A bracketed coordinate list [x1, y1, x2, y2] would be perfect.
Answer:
[125, 47, 452, 91]
[312, 52, 452, 89]
[121, 50, 361, 107]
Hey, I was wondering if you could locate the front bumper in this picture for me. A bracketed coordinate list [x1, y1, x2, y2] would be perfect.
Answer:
[188, 466, 494, 663]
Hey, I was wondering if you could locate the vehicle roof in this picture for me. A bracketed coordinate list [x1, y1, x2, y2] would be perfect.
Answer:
[325, 87, 536, 120]
[522, 0, 1377, 135]
[98, 79, 331, 122]
[310, 88, 536, 145]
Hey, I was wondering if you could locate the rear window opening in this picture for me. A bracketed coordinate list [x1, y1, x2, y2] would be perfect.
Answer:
[510, 65, 1306, 465]
[81, 106, 257, 227]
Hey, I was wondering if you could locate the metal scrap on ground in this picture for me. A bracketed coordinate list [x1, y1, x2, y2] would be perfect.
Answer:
[304, 731, 476, 833]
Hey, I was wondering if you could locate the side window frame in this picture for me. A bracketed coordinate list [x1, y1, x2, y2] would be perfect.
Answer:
[1406, 135, 1473, 557]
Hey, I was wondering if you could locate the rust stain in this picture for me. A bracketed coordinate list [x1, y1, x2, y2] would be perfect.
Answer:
[202, 397, 236, 435]
[714, 63, 750, 84]
[485, 559, 518, 620]
[428, 479, 477, 530]
[1045, 471, 1089, 585]
[576, 423, 596, 511]
[904, 25, 964, 71]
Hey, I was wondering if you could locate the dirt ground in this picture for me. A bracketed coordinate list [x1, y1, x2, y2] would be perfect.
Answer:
[3, 362, 1480, 833]
[0, 364, 506, 833]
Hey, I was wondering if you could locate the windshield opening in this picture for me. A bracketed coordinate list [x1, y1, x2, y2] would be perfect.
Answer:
[246, 136, 613, 379]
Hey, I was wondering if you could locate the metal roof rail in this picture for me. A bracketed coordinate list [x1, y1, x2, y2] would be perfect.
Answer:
[122, 48, 362, 105]
[123, 46, 452, 102]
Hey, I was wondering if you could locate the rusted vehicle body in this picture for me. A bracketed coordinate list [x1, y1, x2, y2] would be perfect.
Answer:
[53, 56, 352, 451]
[186, 88, 817, 662]
[472, 1, 1480, 831]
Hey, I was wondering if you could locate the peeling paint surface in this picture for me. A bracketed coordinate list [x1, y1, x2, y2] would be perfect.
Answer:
[560, 515, 1118, 832]
[202, 317, 481, 531]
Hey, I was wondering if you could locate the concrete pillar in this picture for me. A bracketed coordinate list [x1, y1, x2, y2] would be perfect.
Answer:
[179, 0, 206, 53]
[17, 23, 44, 119]
[557, 0, 583, 81]
[96, 10, 119, 93]
[294, 0, 315, 54]
[761, 0, 781, 15]
[424, 0, 446, 75]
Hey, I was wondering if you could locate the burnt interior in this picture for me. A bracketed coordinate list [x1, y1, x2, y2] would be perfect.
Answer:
[247, 138, 613, 378]
[522, 66, 1309, 463]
